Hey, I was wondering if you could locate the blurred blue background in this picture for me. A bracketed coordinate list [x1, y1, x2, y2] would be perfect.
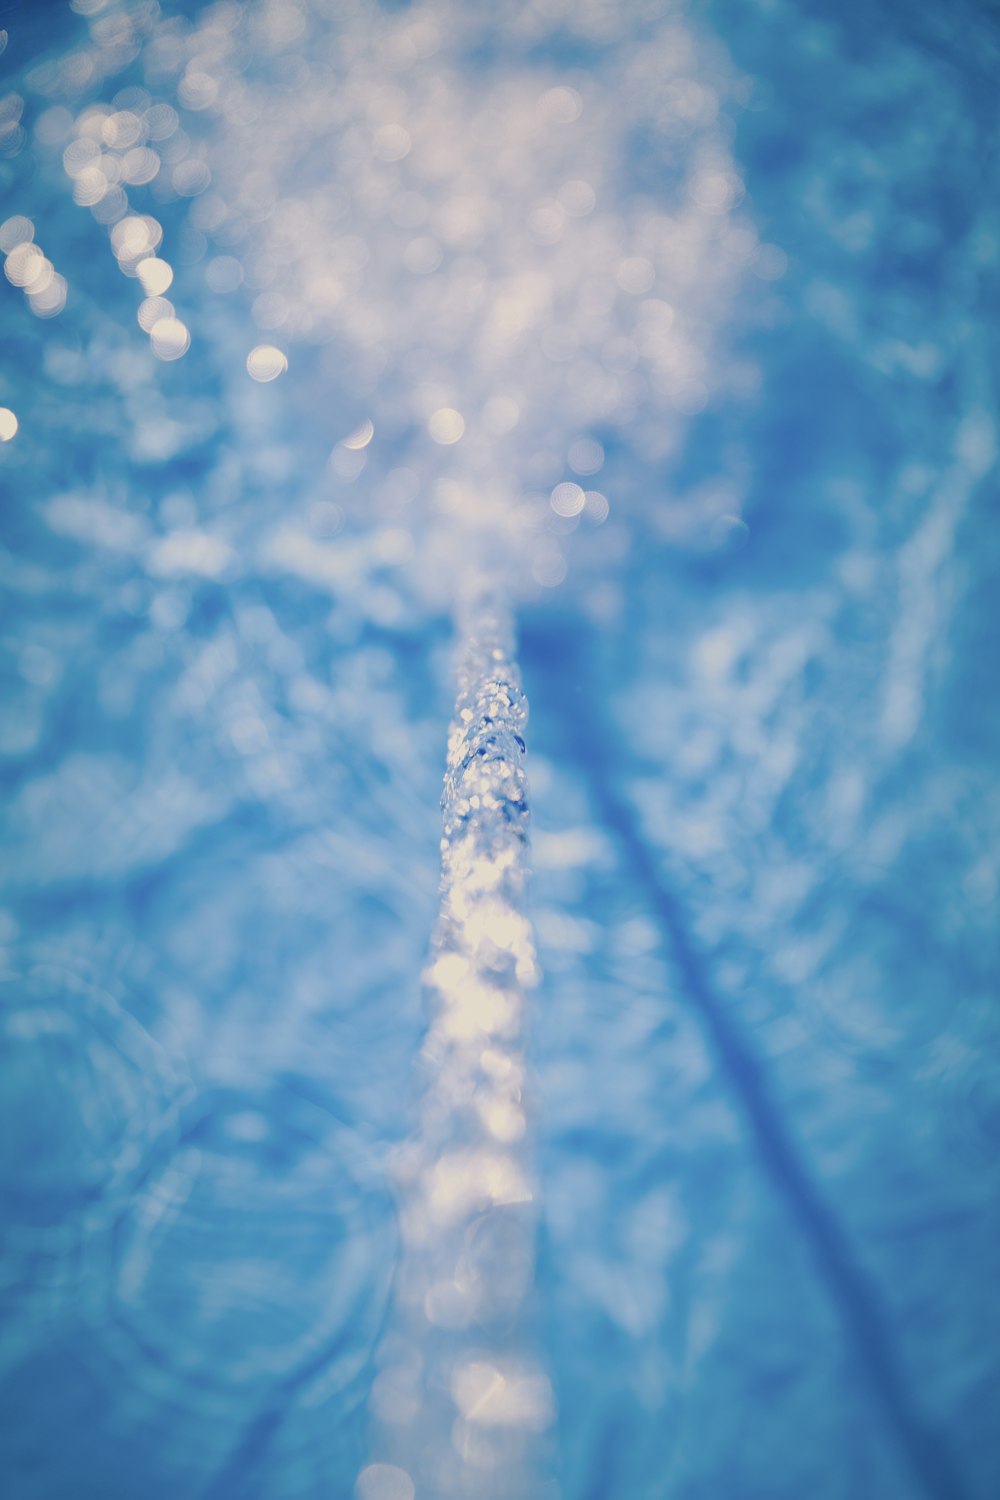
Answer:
[1, 1, 998, 1497]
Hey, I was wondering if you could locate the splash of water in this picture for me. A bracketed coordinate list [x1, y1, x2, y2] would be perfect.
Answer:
[5, 0, 757, 617]
[362, 597, 552, 1500]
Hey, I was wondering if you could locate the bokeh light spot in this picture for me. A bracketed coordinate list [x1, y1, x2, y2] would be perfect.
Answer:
[374, 124, 411, 162]
[0, 214, 33, 252]
[342, 419, 374, 450]
[137, 257, 173, 295]
[150, 317, 191, 361]
[355, 1464, 415, 1500]
[568, 438, 604, 475]
[429, 408, 465, 445]
[205, 255, 243, 293]
[585, 490, 610, 522]
[138, 296, 175, 332]
[550, 482, 585, 517]
[247, 344, 288, 382]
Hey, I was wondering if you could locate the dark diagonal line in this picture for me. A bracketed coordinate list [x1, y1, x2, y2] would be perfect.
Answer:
[526, 622, 972, 1500]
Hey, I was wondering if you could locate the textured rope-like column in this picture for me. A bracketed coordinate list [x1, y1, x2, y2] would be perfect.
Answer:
[358, 600, 553, 1500]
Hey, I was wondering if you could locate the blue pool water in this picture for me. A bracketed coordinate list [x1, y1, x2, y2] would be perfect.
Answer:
[1, 1, 998, 1497]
